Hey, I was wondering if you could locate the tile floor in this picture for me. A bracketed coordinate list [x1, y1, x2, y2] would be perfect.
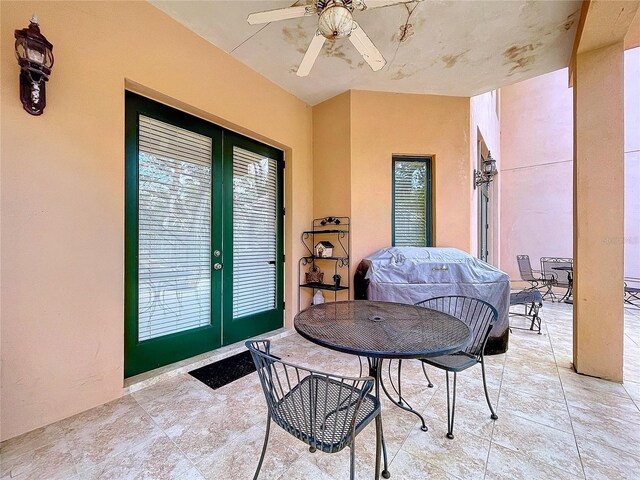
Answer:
[2, 301, 640, 479]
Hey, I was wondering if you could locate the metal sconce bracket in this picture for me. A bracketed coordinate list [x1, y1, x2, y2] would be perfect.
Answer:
[473, 151, 497, 189]
[15, 16, 54, 115]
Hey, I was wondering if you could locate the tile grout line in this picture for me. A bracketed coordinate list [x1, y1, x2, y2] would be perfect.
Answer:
[484, 332, 507, 480]
[545, 305, 588, 479]
[130, 394, 207, 479]
[553, 305, 640, 463]
[494, 306, 589, 478]
[382, 366, 441, 471]
[623, 384, 640, 412]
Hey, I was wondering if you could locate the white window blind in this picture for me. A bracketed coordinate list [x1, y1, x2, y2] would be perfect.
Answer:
[394, 160, 428, 247]
[137, 115, 212, 341]
[232, 147, 278, 319]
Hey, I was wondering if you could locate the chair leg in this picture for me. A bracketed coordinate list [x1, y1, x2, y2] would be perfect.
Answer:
[421, 362, 434, 388]
[542, 284, 555, 301]
[481, 357, 498, 420]
[349, 435, 356, 480]
[374, 414, 382, 480]
[445, 371, 457, 439]
[533, 304, 542, 334]
[527, 303, 535, 331]
[397, 359, 403, 405]
[253, 415, 271, 480]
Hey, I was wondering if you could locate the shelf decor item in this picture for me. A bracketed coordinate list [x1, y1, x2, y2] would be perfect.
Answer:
[305, 265, 324, 284]
[312, 290, 325, 305]
[315, 241, 335, 258]
[299, 216, 350, 311]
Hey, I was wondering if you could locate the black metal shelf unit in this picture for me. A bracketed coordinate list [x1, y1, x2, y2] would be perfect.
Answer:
[298, 216, 350, 311]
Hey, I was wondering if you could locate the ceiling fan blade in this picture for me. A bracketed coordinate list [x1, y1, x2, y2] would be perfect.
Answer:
[349, 23, 386, 71]
[359, 0, 423, 10]
[297, 32, 326, 77]
[247, 5, 315, 25]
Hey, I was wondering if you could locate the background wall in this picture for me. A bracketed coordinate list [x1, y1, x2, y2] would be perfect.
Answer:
[349, 90, 472, 270]
[470, 90, 502, 266]
[0, 1, 313, 441]
[499, 68, 574, 279]
[311, 90, 493, 308]
[310, 91, 352, 305]
[499, 50, 640, 281]
[624, 47, 640, 278]
[313, 91, 351, 220]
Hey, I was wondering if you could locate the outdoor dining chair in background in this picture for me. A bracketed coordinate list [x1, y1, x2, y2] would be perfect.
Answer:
[540, 257, 573, 301]
[246, 340, 382, 480]
[625, 278, 640, 308]
[517, 254, 555, 299]
[414, 296, 499, 439]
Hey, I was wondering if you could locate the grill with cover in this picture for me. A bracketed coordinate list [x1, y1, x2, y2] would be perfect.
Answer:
[354, 247, 510, 354]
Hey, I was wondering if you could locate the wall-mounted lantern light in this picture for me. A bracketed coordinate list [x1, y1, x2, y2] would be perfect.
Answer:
[15, 16, 54, 116]
[474, 151, 497, 189]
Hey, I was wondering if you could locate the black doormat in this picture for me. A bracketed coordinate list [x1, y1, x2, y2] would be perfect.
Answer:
[189, 350, 257, 390]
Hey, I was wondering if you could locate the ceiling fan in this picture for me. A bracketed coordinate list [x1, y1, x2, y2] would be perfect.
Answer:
[247, 0, 423, 77]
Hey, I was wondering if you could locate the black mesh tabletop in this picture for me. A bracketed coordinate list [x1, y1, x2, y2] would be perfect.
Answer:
[294, 301, 471, 359]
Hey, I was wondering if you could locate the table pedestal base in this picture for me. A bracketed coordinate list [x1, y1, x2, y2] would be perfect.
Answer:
[380, 359, 429, 432]
[369, 358, 391, 479]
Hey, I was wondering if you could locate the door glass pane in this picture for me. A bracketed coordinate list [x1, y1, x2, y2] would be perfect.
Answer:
[138, 115, 212, 341]
[394, 160, 428, 246]
[232, 147, 278, 319]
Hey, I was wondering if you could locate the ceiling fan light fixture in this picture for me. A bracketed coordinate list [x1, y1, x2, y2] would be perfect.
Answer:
[318, 5, 354, 39]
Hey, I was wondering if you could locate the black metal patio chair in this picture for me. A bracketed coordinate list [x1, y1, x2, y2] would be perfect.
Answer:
[509, 290, 543, 334]
[625, 278, 640, 308]
[414, 296, 499, 439]
[246, 340, 382, 480]
[540, 257, 573, 301]
[517, 255, 555, 298]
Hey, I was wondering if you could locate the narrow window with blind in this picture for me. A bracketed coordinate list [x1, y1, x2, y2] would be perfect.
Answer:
[392, 156, 433, 247]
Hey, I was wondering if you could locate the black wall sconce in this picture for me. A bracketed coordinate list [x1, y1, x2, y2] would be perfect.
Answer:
[474, 151, 497, 189]
[14, 16, 54, 115]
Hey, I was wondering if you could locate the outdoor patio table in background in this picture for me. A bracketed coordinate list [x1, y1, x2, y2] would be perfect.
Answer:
[552, 265, 574, 303]
[294, 300, 471, 479]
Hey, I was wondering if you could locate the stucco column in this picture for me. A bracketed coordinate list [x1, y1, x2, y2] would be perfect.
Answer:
[573, 42, 625, 381]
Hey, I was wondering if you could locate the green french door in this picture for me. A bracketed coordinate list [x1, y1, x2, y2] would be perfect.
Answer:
[125, 92, 283, 377]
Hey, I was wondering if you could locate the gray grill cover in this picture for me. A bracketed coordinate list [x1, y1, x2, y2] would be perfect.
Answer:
[359, 247, 510, 354]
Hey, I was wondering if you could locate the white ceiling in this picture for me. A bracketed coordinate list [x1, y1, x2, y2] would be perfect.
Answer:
[150, 0, 581, 105]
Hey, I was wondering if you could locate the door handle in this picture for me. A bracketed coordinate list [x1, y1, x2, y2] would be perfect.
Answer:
[214, 263, 223, 270]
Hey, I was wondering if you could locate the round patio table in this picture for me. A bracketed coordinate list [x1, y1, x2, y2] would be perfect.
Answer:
[295, 300, 471, 479]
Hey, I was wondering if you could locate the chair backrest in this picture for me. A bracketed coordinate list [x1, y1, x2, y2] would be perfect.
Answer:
[540, 257, 573, 287]
[245, 340, 375, 453]
[415, 296, 498, 358]
[517, 255, 537, 282]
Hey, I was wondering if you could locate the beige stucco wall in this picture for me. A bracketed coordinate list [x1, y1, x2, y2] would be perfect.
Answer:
[313, 91, 351, 220]
[499, 50, 640, 281]
[0, 1, 313, 441]
[309, 91, 352, 305]
[573, 41, 626, 382]
[624, 47, 640, 278]
[470, 91, 501, 266]
[310, 90, 474, 308]
[499, 69, 574, 279]
[349, 90, 471, 271]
